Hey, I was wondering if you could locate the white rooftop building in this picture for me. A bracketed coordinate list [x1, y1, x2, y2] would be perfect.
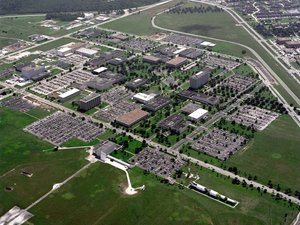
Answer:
[133, 93, 157, 103]
[58, 88, 80, 102]
[93, 67, 107, 74]
[75, 47, 98, 57]
[57, 47, 72, 57]
[188, 108, 208, 121]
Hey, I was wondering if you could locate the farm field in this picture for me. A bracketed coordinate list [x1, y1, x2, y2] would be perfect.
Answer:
[28, 163, 298, 225]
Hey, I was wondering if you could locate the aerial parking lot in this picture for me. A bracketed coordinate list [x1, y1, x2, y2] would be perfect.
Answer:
[0, 0, 300, 224]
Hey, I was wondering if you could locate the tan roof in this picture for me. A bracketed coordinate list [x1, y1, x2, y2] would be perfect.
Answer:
[166, 56, 187, 66]
[116, 109, 148, 126]
[143, 55, 160, 62]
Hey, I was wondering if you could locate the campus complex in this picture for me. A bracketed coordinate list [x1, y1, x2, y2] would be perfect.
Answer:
[0, 0, 300, 224]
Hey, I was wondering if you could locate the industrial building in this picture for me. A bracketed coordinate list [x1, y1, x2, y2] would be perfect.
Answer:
[93, 140, 121, 161]
[93, 67, 107, 74]
[188, 108, 208, 121]
[166, 56, 188, 68]
[285, 40, 300, 49]
[57, 47, 73, 57]
[86, 78, 114, 91]
[79, 93, 101, 111]
[115, 108, 149, 127]
[133, 92, 157, 103]
[143, 95, 172, 112]
[143, 55, 161, 64]
[158, 114, 190, 133]
[126, 78, 148, 90]
[75, 47, 98, 58]
[21, 65, 49, 81]
[57, 88, 81, 102]
[189, 68, 211, 89]
[178, 90, 219, 106]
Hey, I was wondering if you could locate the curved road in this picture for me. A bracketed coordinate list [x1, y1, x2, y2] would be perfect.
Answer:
[151, 8, 300, 128]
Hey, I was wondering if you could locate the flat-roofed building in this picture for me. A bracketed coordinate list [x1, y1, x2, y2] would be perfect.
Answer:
[181, 103, 201, 114]
[93, 140, 121, 161]
[57, 47, 72, 57]
[276, 37, 291, 45]
[143, 55, 161, 64]
[189, 68, 211, 89]
[115, 108, 149, 127]
[21, 65, 48, 81]
[58, 88, 81, 102]
[166, 56, 188, 68]
[188, 108, 208, 121]
[93, 67, 107, 74]
[126, 78, 148, 90]
[285, 40, 300, 49]
[143, 95, 172, 112]
[79, 93, 101, 111]
[75, 47, 98, 58]
[133, 92, 157, 103]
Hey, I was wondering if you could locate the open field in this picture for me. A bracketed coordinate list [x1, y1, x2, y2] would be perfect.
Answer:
[0, 107, 54, 174]
[0, 16, 78, 41]
[0, 37, 17, 49]
[0, 106, 89, 215]
[0, 149, 88, 215]
[29, 37, 76, 52]
[154, 2, 300, 105]
[100, 0, 184, 36]
[27, 163, 298, 225]
[184, 115, 300, 195]
[100, 1, 252, 59]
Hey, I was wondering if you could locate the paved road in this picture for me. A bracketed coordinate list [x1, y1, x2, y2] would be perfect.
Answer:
[2, 79, 300, 206]
[25, 162, 92, 211]
[194, 0, 300, 96]
[151, 10, 300, 128]
[0, 0, 173, 60]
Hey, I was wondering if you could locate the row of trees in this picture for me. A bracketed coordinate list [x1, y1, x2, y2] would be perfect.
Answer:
[168, 5, 224, 14]
[0, 0, 159, 15]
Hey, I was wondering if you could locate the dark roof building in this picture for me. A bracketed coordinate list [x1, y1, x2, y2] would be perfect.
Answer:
[126, 78, 148, 89]
[143, 95, 172, 112]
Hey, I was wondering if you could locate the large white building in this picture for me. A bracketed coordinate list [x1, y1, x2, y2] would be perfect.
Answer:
[58, 88, 80, 102]
[133, 93, 157, 103]
[75, 47, 98, 58]
[188, 108, 208, 121]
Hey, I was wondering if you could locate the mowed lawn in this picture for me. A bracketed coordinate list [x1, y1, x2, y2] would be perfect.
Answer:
[0, 107, 53, 174]
[227, 115, 300, 192]
[0, 107, 89, 215]
[29, 164, 298, 225]
[101, 0, 182, 36]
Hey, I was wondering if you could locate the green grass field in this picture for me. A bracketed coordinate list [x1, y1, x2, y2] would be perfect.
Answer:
[0, 107, 90, 215]
[27, 163, 298, 225]
[184, 115, 300, 195]
[29, 37, 76, 52]
[0, 16, 77, 41]
[0, 37, 17, 49]
[154, 2, 300, 106]
[0, 107, 53, 174]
